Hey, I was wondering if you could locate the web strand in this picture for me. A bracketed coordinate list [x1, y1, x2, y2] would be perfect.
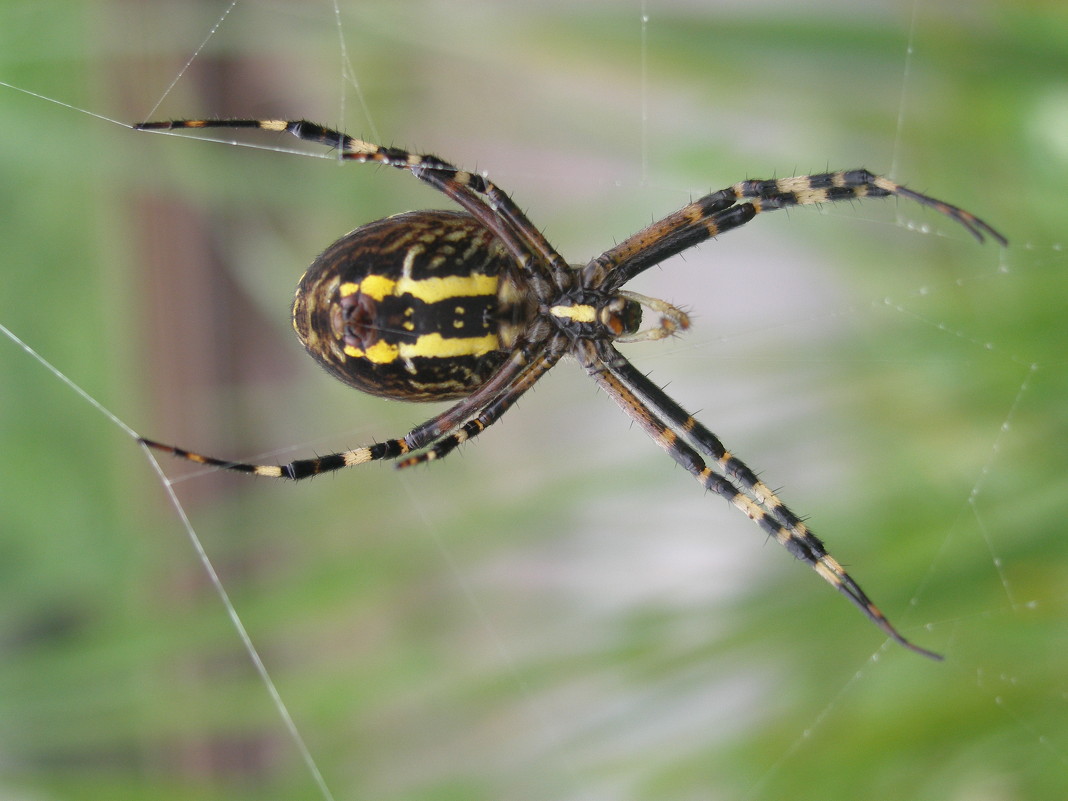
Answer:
[0, 320, 337, 800]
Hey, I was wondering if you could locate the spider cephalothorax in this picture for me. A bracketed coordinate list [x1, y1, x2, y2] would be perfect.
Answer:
[136, 117, 1005, 659]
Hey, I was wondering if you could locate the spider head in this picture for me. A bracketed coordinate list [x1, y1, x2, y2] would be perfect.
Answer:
[610, 291, 690, 344]
[599, 295, 644, 338]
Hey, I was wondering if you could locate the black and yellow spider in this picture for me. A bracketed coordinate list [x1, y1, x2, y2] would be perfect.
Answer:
[136, 118, 1006, 660]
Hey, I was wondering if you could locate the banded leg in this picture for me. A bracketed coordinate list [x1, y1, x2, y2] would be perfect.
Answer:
[588, 169, 1006, 290]
[585, 194, 751, 291]
[578, 339, 941, 660]
[597, 340, 802, 533]
[732, 171, 1006, 245]
[139, 345, 543, 479]
[397, 335, 569, 468]
[134, 119, 572, 301]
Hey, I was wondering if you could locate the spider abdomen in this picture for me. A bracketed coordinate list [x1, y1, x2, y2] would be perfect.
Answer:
[292, 210, 530, 401]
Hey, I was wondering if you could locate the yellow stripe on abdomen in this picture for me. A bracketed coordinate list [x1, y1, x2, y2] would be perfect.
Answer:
[342, 273, 499, 304]
[398, 274, 499, 304]
[347, 332, 499, 364]
[400, 332, 498, 360]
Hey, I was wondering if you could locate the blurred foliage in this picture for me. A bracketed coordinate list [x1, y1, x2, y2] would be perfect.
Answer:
[2, 1, 1066, 799]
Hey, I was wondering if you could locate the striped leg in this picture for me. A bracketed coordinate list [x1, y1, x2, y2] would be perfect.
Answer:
[731, 171, 1006, 244]
[135, 119, 572, 301]
[139, 346, 541, 479]
[397, 336, 569, 468]
[585, 194, 753, 291]
[587, 169, 1005, 290]
[579, 339, 942, 660]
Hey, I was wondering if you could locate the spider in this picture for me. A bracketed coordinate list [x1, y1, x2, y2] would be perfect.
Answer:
[136, 117, 1006, 660]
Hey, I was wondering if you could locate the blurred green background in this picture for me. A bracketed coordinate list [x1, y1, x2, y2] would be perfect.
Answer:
[2, 1, 1066, 799]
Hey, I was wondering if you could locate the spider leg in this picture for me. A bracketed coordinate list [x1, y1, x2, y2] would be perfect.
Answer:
[732, 171, 1006, 245]
[135, 119, 572, 301]
[579, 339, 942, 660]
[595, 342, 801, 530]
[396, 335, 569, 468]
[586, 169, 1005, 291]
[139, 344, 544, 479]
[587, 193, 753, 291]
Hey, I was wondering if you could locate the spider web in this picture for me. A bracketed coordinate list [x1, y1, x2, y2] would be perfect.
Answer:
[2, 1, 1066, 799]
